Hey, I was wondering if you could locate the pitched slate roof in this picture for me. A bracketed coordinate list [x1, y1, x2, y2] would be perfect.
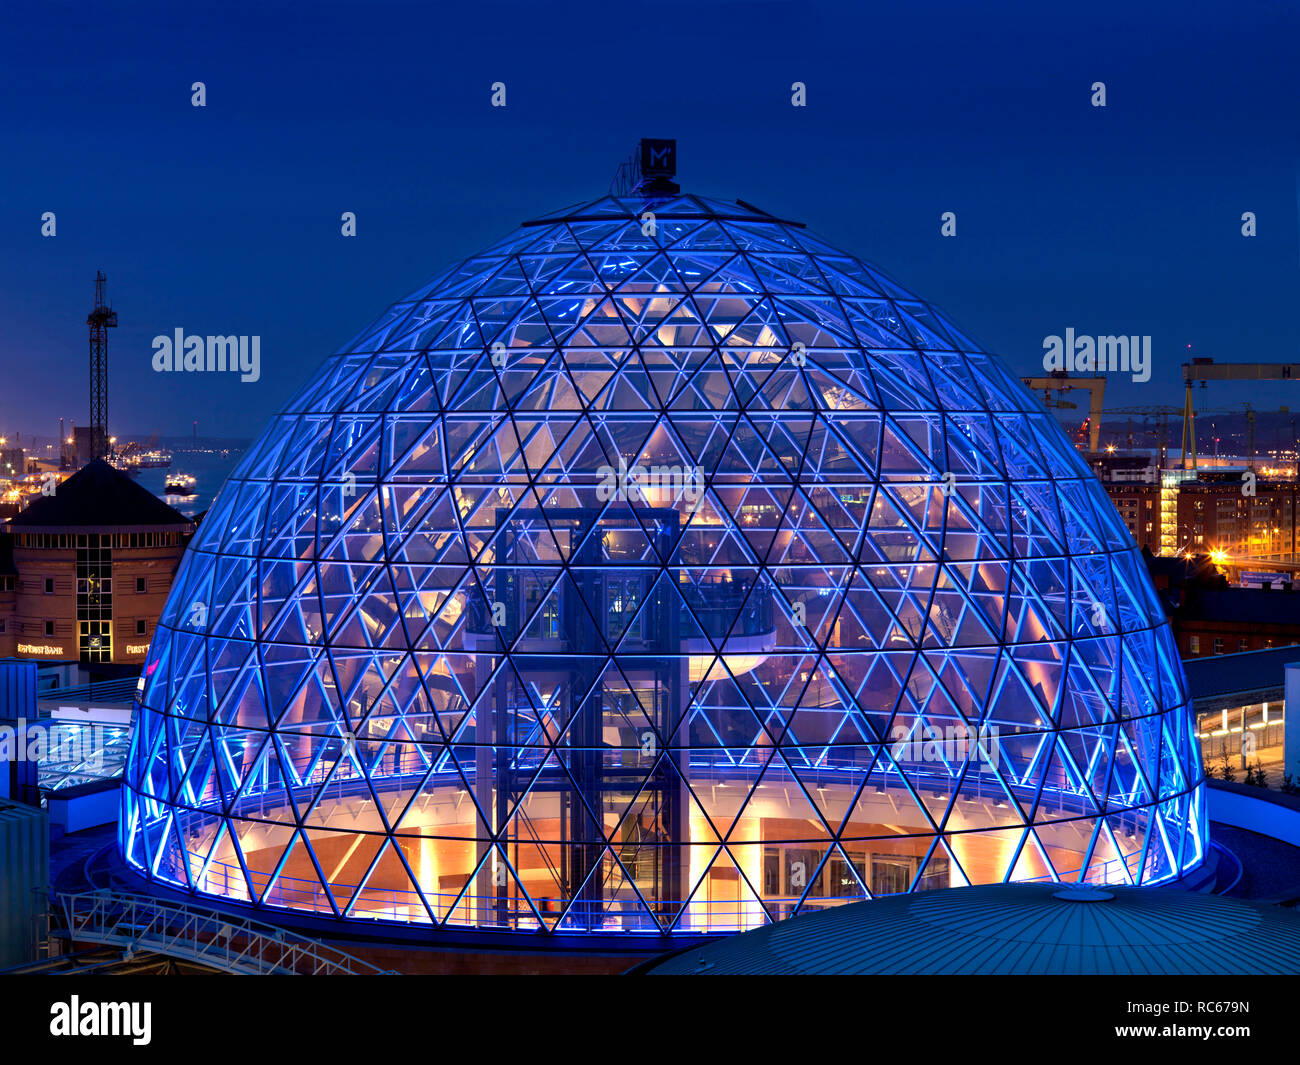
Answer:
[6, 460, 193, 530]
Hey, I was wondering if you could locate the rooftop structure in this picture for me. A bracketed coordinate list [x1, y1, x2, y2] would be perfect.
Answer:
[8, 459, 191, 531]
[120, 160, 1206, 940]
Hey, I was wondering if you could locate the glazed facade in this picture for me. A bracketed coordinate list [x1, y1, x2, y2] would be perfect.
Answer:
[121, 193, 1205, 935]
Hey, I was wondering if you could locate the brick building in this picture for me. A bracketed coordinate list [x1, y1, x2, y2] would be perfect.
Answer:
[1144, 550, 1300, 659]
[1172, 585, 1300, 658]
[0, 460, 194, 665]
[1102, 481, 1161, 553]
[1176, 473, 1298, 562]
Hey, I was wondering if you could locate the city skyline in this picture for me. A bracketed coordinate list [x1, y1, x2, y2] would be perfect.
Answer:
[1, 0, 1297, 439]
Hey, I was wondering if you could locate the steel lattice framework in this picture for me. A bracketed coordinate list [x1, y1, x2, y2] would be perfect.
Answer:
[121, 192, 1205, 938]
[87, 270, 117, 462]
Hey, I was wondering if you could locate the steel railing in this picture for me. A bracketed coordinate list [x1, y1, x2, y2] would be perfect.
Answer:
[42, 677, 140, 703]
[53, 889, 397, 975]
[1199, 723, 1285, 762]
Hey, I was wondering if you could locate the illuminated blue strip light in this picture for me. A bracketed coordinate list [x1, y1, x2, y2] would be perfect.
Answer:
[120, 193, 1206, 936]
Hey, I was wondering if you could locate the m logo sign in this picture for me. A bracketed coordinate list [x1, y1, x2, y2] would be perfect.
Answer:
[640, 138, 676, 177]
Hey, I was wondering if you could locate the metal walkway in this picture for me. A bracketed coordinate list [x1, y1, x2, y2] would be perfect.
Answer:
[54, 889, 397, 975]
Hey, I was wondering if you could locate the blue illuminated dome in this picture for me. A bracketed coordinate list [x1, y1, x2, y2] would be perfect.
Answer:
[121, 188, 1205, 937]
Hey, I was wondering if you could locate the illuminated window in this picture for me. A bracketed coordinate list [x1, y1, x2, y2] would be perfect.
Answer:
[77, 533, 112, 662]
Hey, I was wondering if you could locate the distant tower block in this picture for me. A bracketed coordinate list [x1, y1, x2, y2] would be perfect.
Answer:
[87, 271, 118, 461]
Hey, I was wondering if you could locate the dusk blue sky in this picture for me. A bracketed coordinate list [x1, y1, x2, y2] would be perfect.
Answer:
[1, 0, 1296, 441]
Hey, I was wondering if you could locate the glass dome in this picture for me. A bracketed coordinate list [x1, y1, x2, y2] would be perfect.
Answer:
[120, 191, 1205, 936]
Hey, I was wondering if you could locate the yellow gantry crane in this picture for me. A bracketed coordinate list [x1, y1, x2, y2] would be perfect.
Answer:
[1180, 358, 1300, 470]
[1020, 371, 1106, 453]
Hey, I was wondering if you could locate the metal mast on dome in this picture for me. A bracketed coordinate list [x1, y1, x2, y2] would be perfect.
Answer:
[610, 138, 679, 197]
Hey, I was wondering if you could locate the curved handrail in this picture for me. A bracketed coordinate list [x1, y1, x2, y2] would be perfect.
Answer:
[53, 889, 397, 976]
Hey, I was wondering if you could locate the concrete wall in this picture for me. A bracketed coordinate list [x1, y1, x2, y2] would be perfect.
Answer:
[1208, 779, 1300, 849]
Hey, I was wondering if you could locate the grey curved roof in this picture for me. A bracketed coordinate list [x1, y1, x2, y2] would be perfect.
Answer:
[641, 883, 1300, 975]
